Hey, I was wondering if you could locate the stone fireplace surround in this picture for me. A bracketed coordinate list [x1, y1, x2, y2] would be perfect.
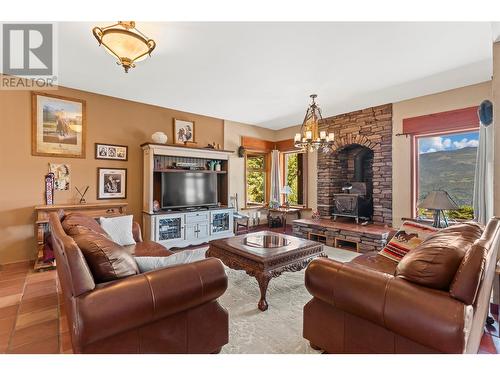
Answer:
[317, 103, 393, 225]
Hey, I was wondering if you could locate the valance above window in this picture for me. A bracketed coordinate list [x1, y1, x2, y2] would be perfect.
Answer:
[402, 106, 479, 136]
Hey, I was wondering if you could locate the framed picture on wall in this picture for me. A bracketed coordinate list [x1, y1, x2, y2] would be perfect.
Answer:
[97, 168, 127, 199]
[95, 143, 128, 161]
[32, 92, 86, 158]
[173, 118, 195, 144]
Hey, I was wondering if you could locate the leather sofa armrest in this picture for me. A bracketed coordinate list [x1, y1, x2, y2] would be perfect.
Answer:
[305, 257, 466, 353]
[132, 221, 143, 242]
[305, 257, 393, 326]
[76, 258, 227, 347]
[384, 277, 466, 353]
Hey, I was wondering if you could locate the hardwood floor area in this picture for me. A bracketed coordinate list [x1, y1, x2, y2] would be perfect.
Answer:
[0, 226, 498, 354]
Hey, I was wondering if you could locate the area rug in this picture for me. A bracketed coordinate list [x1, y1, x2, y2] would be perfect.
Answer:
[207, 246, 360, 354]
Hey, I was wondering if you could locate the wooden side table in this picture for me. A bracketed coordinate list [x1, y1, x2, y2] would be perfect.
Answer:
[34, 202, 128, 271]
[267, 208, 301, 232]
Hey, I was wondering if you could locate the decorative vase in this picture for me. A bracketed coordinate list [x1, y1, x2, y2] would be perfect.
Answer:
[208, 160, 216, 170]
[152, 132, 168, 144]
[215, 161, 221, 171]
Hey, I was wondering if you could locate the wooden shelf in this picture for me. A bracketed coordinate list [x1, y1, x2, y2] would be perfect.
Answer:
[141, 142, 234, 154]
[154, 169, 227, 174]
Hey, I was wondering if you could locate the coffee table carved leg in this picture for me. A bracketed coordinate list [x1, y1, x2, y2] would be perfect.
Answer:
[255, 272, 272, 311]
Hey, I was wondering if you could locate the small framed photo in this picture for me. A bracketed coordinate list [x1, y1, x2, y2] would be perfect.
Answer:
[97, 168, 127, 200]
[95, 143, 128, 161]
[173, 119, 195, 144]
[32, 92, 86, 158]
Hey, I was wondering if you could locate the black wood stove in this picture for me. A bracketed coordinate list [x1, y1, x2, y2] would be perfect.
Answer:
[332, 182, 373, 223]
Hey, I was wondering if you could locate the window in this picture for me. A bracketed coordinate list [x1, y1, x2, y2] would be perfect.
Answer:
[415, 130, 479, 220]
[282, 152, 306, 206]
[246, 153, 267, 205]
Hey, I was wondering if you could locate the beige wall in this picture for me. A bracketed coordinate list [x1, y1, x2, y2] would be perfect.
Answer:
[0, 83, 224, 264]
[392, 81, 492, 227]
[223, 120, 276, 222]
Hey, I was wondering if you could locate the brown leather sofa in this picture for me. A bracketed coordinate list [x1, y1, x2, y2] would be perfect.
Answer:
[49, 211, 229, 354]
[303, 218, 500, 354]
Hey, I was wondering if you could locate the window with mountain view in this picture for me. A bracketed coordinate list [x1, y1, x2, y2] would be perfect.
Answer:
[416, 130, 479, 220]
[246, 153, 267, 205]
[283, 152, 305, 206]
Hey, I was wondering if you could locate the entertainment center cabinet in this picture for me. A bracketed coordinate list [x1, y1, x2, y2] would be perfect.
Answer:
[141, 143, 235, 248]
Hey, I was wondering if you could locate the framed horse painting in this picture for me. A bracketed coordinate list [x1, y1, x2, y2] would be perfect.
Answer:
[32, 92, 86, 158]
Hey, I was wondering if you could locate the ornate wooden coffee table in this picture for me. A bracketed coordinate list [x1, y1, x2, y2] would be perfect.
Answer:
[207, 231, 325, 311]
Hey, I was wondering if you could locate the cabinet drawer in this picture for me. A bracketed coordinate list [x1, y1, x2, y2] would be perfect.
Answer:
[185, 212, 209, 223]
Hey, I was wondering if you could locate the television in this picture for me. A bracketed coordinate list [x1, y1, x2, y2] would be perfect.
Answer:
[161, 172, 218, 209]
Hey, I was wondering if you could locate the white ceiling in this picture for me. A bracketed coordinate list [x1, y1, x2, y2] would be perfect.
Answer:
[55, 22, 494, 129]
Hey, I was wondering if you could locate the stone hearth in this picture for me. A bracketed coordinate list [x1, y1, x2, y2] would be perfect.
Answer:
[292, 219, 391, 253]
[317, 104, 393, 225]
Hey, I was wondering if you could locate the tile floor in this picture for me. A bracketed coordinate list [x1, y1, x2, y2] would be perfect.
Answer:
[0, 261, 71, 354]
[0, 230, 499, 354]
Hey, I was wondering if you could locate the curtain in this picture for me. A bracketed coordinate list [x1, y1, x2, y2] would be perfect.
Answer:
[473, 123, 494, 225]
[270, 150, 281, 205]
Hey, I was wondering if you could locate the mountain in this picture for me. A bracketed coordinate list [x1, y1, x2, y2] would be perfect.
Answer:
[418, 147, 477, 206]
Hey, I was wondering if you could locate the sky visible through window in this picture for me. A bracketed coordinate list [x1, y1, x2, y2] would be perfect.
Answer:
[418, 131, 479, 154]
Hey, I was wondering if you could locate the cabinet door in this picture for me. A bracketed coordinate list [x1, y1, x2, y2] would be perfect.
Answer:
[156, 214, 184, 243]
[197, 222, 210, 239]
[185, 223, 198, 241]
[210, 211, 232, 235]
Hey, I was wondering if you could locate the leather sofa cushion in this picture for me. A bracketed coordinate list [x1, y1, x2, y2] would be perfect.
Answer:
[350, 252, 398, 275]
[62, 213, 109, 237]
[123, 241, 175, 257]
[73, 232, 139, 283]
[450, 243, 487, 305]
[396, 222, 483, 290]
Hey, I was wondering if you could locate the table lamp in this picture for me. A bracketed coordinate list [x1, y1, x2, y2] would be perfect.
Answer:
[281, 185, 292, 208]
[418, 190, 458, 228]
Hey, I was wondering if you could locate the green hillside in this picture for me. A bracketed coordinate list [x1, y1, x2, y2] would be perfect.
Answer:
[418, 147, 477, 206]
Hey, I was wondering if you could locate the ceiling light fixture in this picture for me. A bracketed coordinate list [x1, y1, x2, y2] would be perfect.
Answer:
[92, 21, 156, 73]
[294, 94, 334, 153]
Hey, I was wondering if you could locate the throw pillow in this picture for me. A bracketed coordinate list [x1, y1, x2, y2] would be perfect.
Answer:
[378, 221, 438, 262]
[135, 248, 207, 273]
[73, 231, 139, 283]
[99, 215, 136, 246]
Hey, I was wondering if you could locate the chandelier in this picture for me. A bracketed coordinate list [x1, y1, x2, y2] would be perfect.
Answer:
[294, 94, 334, 153]
[92, 21, 156, 73]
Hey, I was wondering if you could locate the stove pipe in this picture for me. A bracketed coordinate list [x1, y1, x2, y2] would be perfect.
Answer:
[354, 148, 371, 182]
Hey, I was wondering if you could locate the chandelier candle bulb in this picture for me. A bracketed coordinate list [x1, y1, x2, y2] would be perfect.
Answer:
[306, 131, 312, 140]
[320, 131, 327, 139]
[328, 133, 335, 142]
[294, 133, 301, 142]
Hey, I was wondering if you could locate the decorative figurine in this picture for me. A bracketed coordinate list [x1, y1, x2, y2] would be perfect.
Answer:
[153, 200, 161, 212]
